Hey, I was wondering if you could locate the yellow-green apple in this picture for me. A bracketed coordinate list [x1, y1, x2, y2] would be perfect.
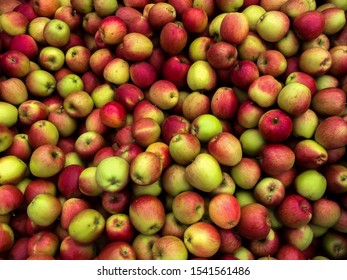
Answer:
[131, 118, 161, 148]
[239, 128, 266, 157]
[29, 144, 65, 178]
[210, 172, 236, 196]
[299, 47, 332, 76]
[301, 32, 330, 50]
[42, 18, 70, 48]
[248, 75, 282, 108]
[315, 74, 339, 90]
[38, 46, 65, 72]
[182, 7, 208, 34]
[210, 87, 238, 120]
[0, 77, 28, 106]
[322, 6, 346, 36]
[160, 114, 190, 144]
[169, 133, 201, 165]
[276, 194, 312, 228]
[68, 208, 105, 243]
[256, 10, 290, 43]
[237, 31, 270, 61]
[248, 229, 280, 258]
[295, 169, 327, 201]
[181, 91, 210, 121]
[60, 235, 96, 260]
[25, 69, 57, 98]
[216, 0, 243, 12]
[187, 60, 217, 91]
[274, 29, 300, 58]
[230, 60, 260, 90]
[160, 212, 188, 238]
[130, 151, 163, 186]
[0, 11, 28, 36]
[96, 16, 127, 45]
[242, 4, 266, 31]
[63, 90, 94, 119]
[160, 21, 188, 55]
[293, 139, 328, 169]
[253, 177, 285, 207]
[292, 109, 319, 139]
[131, 178, 162, 197]
[65, 45, 91, 74]
[208, 193, 241, 229]
[114, 83, 144, 112]
[148, 80, 179, 111]
[311, 87, 346, 116]
[232, 246, 255, 260]
[26, 16, 50, 45]
[188, 36, 213, 61]
[5, 133, 32, 162]
[92, 0, 118, 17]
[103, 58, 130, 85]
[207, 132, 242, 166]
[27, 193, 62, 227]
[132, 233, 159, 260]
[27, 120, 60, 149]
[161, 55, 191, 89]
[280, 0, 311, 18]
[97, 241, 136, 260]
[91, 84, 115, 109]
[283, 224, 314, 251]
[321, 230, 347, 260]
[0, 184, 24, 215]
[257, 49, 287, 77]
[185, 153, 223, 192]
[146, 2, 176, 29]
[146, 141, 172, 170]
[220, 12, 249, 44]
[0, 223, 15, 254]
[17, 100, 49, 127]
[129, 194, 166, 235]
[206, 41, 238, 70]
[311, 198, 341, 229]
[95, 156, 130, 192]
[277, 82, 312, 116]
[258, 108, 293, 143]
[276, 243, 306, 260]
[236, 203, 271, 240]
[152, 235, 188, 260]
[292, 10, 325, 40]
[122, 32, 153, 62]
[27, 231, 59, 257]
[285, 71, 317, 96]
[0, 125, 13, 153]
[101, 188, 131, 214]
[314, 116, 347, 149]
[89, 48, 114, 77]
[208, 12, 228, 41]
[56, 74, 84, 98]
[230, 157, 262, 189]
[78, 166, 103, 196]
[129, 61, 158, 89]
[161, 164, 193, 197]
[236, 100, 264, 129]
[172, 190, 205, 225]
[323, 164, 347, 194]
[191, 114, 222, 142]
[105, 213, 136, 243]
[0, 155, 27, 185]
[183, 221, 221, 258]
[1, 50, 30, 78]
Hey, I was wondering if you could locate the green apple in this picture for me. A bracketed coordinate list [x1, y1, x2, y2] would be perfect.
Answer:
[38, 46, 65, 72]
[239, 128, 266, 157]
[27, 193, 62, 226]
[95, 156, 130, 192]
[169, 133, 201, 165]
[191, 114, 222, 142]
[208, 12, 228, 41]
[93, 0, 119, 17]
[294, 170, 327, 201]
[292, 109, 319, 139]
[0, 102, 18, 127]
[103, 58, 130, 85]
[57, 73, 84, 98]
[230, 157, 262, 190]
[187, 60, 217, 91]
[152, 235, 188, 260]
[0, 124, 13, 152]
[0, 155, 27, 185]
[242, 4, 266, 31]
[131, 179, 162, 197]
[283, 224, 314, 251]
[43, 18, 71, 47]
[185, 153, 223, 192]
[234, 189, 256, 208]
[91, 83, 115, 108]
[132, 233, 160, 260]
[25, 69, 57, 98]
[68, 208, 106, 243]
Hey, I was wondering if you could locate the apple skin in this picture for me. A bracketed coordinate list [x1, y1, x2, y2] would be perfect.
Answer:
[182, 7, 208, 34]
[152, 235, 188, 260]
[129, 195, 166, 235]
[181, 91, 211, 121]
[96, 241, 137, 260]
[57, 165, 84, 199]
[0, 223, 15, 254]
[0, 184, 24, 215]
[0, 77, 28, 106]
[95, 156, 130, 192]
[27, 193, 62, 227]
[314, 116, 347, 150]
[169, 133, 201, 165]
[0, 124, 13, 153]
[295, 170, 327, 202]
[60, 197, 90, 231]
[0, 156, 26, 185]
[160, 212, 188, 239]
[148, 79, 179, 111]
[25, 69, 57, 98]
[276, 194, 313, 228]
[99, 101, 127, 129]
[4, 133, 32, 162]
[27, 231, 59, 257]
[191, 114, 223, 142]
[114, 83, 144, 112]
[285, 71, 317, 96]
[122, 32, 153, 62]
[161, 115, 191, 145]
[292, 109, 319, 139]
[1, 50, 31, 78]
[311, 87, 346, 117]
[236, 203, 271, 240]
[293, 139, 328, 169]
[162, 55, 191, 89]
[253, 177, 285, 207]
[230, 157, 262, 190]
[210, 87, 239, 120]
[292, 10, 325, 41]
[96, 15, 127, 45]
[187, 60, 217, 92]
[24, 179, 57, 204]
[129, 61, 158, 89]
[183, 221, 221, 258]
[248, 228, 280, 258]
[236, 100, 265, 129]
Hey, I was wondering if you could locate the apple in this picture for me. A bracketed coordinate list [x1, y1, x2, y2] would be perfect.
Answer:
[27, 120, 60, 149]
[27, 193, 62, 227]
[293, 10, 325, 40]
[294, 169, 327, 201]
[0, 223, 15, 254]
[183, 221, 221, 258]
[275, 244, 306, 260]
[311, 198, 341, 228]
[169, 133, 201, 165]
[236, 100, 264, 129]
[56, 73, 84, 98]
[232, 246, 255, 260]
[162, 164, 193, 197]
[0, 155, 27, 185]
[122, 32, 153, 62]
[323, 164, 347, 194]
[311, 87, 346, 117]
[160, 212, 188, 239]
[59, 235, 96, 260]
[299, 47, 332, 76]
[182, 7, 208, 34]
[114, 83, 144, 112]
[294, 139, 328, 169]
[146, 142, 172, 170]
[162, 55, 191, 89]
[129, 61, 158, 89]
[285, 71, 317, 96]
[322, 6, 346, 36]
[210, 87, 238, 120]
[0, 124, 13, 153]
[0, 184, 24, 215]
[0, 11, 28, 37]
[230, 60, 260, 90]
[253, 177, 285, 207]
[257, 49, 287, 78]
[187, 60, 217, 91]
[188, 36, 215, 62]
[103, 58, 130, 85]
[131, 118, 161, 148]
[25, 69, 57, 98]
[27, 231, 59, 257]
[0, 77, 28, 106]
[7, 237, 30, 260]
[148, 80, 179, 111]
[130, 151, 163, 186]
[97, 241, 137, 260]
[231, 157, 262, 191]
[42, 18, 70, 48]
[185, 153, 223, 192]
[160, 21, 188, 55]
[276, 194, 312, 228]
[96, 15, 127, 46]
[101, 188, 131, 215]
[315, 74, 339, 90]
[24, 179, 57, 204]
[160, 114, 190, 144]
[248, 228, 280, 258]
[65, 45, 92, 74]
[74, 131, 106, 160]
[256, 10, 290, 43]
[292, 109, 319, 139]
[152, 235, 188, 260]
[129, 195, 166, 235]
[191, 114, 222, 142]
[220, 12, 249, 45]
[5, 133, 32, 162]
[321, 230, 347, 259]
[105, 213, 136, 243]
[181, 91, 211, 121]
[78, 166, 103, 197]
[1, 50, 31, 78]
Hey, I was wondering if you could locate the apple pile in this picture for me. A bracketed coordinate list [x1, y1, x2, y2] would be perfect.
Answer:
[0, 0, 347, 261]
